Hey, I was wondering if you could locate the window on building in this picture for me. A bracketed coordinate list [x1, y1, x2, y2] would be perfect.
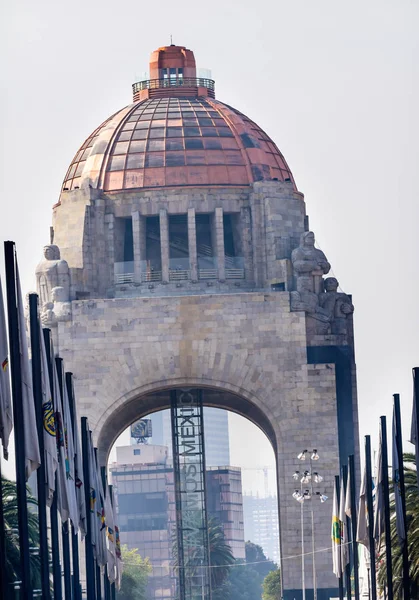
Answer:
[196, 213, 215, 270]
[168, 214, 189, 273]
[223, 213, 243, 271]
[133, 449, 141, 456]
[145, 215, 162, 277]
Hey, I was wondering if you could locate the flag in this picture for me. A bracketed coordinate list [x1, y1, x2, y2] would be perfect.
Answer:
[88, 431, 100, 558]
[53, 357, 70, 522]
[62, 374, 79, 530]
[332, 478, 342, 577]
[392, 406, 405, 544]
[0, 276, 13, 459]
[113, 492, 122, 590]
[356, 462, 369, 547]
[339, 475, 349, 570]
[373, 426, 385, 549]
[345, 467, 352, 519]
[39, 323, 58, 505]
[105, 487, 116, 584]
[95, 451, 108, 567]
[410, 368, 419, 491]
[16, 263, 41, 479]
[71, 396, 86, 538]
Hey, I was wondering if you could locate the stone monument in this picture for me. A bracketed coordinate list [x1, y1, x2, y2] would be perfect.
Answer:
[40, 44, 360, 600]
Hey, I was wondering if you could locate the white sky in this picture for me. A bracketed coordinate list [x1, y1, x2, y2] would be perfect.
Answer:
[1, 0, 418, 484]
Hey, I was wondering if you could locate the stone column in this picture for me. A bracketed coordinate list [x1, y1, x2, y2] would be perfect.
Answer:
[187, 208, 198, 281]
[132, 211, 145, 284]
[241, 206, 254, 282]
[214, 207, 225, 281]
[159, 209, 169, 283]
[105, 213, 115, 288]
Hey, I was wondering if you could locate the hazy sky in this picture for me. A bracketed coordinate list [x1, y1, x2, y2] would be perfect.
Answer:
[1, 0, 418, 482]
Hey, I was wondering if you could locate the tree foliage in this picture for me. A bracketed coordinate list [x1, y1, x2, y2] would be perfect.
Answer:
[1, 476, 42, 593]
[377, 453, 419, 599]
[262, 569, 281, 600]
[245, 541, 277, 580]
[117, 544, 151, 600]
[221, 541, 277, 600]
[172, 514, 235, 596]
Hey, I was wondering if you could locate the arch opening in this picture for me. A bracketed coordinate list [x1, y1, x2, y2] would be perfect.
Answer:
[98, 384, 278, 467]
[105, 386, 281, 600]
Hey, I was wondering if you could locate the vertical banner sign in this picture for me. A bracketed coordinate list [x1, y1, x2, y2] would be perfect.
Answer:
[171, 389, 211, 600]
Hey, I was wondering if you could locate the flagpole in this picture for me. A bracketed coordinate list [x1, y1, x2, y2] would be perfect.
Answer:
[341, 465, 351, 600]
[81, 416, 96, 599]
[94, 448, 103, 600]
[0, 455, 8, 599]
[4, 240, 32, 600]
[348, 455, 359, 600]
[413, 368, 419, 491]
[66, 372, 82, 600]
[43, 328, 63, 600]
[29, 294, 52, 599]
[109, 485, 117, 600]
[393, 395, 410, 600]
[101, 465, 112, 600]
[335, 475, 344, 600]
[380, 416, 393, 600]
[364, 436, 377, 600]
[55, 357, 72, 600]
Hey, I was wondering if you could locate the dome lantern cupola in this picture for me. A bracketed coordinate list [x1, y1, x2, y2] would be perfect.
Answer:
[132, 45, 215, 102]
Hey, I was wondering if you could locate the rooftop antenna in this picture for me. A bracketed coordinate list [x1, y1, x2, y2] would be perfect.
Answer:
[170, 34, 173, 46]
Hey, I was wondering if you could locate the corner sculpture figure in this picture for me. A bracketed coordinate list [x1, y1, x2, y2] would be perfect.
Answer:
[290, 275, 331, 334]
[36, 245, 70, 306]
[291, 231, 330, 294]
[40, 287, 72, 327]
[36, 245, 71, 326]
[319, 277, 354, 335]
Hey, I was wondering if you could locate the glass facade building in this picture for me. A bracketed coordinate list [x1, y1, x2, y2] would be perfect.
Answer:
[148, 407, 230, 467]
[110, 445, 245, 600]
[242, 494, 280, 564]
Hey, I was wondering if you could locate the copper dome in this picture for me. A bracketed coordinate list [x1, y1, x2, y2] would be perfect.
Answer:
[62, 47, 296, 193]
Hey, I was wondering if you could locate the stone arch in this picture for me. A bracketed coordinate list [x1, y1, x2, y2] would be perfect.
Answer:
[96, 376, 280, 466]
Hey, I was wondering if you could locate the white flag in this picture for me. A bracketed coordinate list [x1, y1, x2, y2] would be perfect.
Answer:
[105, 487, 116, 584]
[88, 431, 98, 555]
[53, 358, 70, 522]
[62, 377, 79, 531]
[339, 476, 349, 570]
[95, 451, 108, 567]
[356, 462, 369, 547]
[0, 276, 13, 459]
[345, 468, 352, 519]
[373, 426, 385, 549]
[16, 263, 41, 479]
[39, 323, 58, 505]
[331, 478, 342, 577]
[113, 493, 122, 590]
[72, 399, 86, 538]
[410, 369, 419, 491]
[392, 407, 405, 544]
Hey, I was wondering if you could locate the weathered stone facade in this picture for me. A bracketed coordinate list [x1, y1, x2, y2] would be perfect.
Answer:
[38, 44, 360, 600]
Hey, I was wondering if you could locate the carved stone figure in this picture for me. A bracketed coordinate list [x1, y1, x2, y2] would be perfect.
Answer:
[291, 231, 330, 294]
[35, 245, 70, 308]
[40, 287, 71, 327]
[319, 277, 354, 335]
[290, 275, 331, 334]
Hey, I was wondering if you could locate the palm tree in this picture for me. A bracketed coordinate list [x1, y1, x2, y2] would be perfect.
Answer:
[377, 452, 419, 598]
[207, 516, 235, 590]
[1, 476, 42, 593]
[172, 514, 235, 595]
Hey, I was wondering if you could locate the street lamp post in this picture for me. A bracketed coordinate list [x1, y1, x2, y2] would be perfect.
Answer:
[292, 449, 327, 600]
